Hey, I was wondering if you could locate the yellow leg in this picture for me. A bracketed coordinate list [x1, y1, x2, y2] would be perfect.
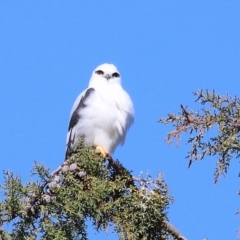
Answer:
[95, 146, 109, 157]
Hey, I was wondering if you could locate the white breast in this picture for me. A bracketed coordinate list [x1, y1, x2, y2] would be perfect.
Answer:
[73, 83, 133, 154]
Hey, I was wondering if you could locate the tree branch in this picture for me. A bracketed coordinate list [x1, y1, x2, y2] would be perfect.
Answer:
[0, 142, 187, 239]
[162, 220, 187, 240]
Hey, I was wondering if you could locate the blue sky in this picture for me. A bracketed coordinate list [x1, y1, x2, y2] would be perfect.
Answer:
[1, 1, 240, 239]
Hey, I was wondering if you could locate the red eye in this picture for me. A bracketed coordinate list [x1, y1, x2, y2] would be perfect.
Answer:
[95, 70, 104, 75]
[112, 72, 120, 78]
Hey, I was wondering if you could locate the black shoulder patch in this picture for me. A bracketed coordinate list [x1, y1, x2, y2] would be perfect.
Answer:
[68, 88, 94, 131]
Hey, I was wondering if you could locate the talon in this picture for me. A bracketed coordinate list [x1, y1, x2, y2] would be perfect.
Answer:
[95, 146, 109, 157]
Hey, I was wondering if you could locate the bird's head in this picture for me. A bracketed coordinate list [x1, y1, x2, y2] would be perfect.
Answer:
[89, 63, 122, 87]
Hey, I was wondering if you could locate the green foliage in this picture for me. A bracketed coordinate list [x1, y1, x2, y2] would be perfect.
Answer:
[0, 142, 172, 240]
[160, 90, 240, 183]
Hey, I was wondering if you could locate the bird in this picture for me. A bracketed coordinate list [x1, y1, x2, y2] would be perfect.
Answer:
[65, 63, 134, 160]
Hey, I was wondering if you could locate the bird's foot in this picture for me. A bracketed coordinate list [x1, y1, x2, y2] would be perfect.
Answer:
[95, 146, 110, 158]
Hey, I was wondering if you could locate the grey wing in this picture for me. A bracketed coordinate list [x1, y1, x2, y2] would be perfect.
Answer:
[65, 88, 95, 159]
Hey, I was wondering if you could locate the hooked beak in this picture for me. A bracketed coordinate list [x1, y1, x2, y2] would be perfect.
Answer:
[104, 74, 111, 80]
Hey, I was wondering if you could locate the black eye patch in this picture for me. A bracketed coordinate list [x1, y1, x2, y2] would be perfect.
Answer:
[112, 72, 120, 78]
[95, 70, 104, 75]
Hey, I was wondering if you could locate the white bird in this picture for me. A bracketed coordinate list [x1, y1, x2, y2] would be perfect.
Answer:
[65, 63, 134, 159]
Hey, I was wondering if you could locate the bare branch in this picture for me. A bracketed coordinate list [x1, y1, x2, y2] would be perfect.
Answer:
[162, 221, 187, 240]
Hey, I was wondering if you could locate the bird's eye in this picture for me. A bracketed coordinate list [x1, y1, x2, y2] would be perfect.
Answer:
[112, 72, 120, 78]
[95, 70, 104, 75]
